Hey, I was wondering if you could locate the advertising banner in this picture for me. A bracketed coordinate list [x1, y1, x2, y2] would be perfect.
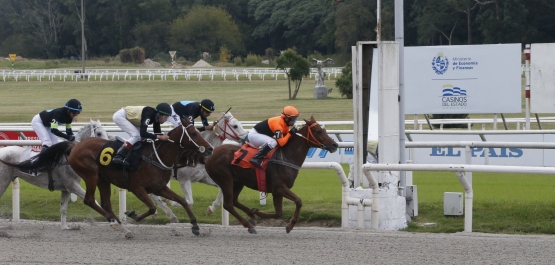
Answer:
[0, 131, 41, 152]
[404, 44, 522, 114]
[530, 43, 555, 113]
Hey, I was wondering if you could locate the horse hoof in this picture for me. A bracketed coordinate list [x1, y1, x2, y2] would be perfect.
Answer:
[191, 227, 200, 236]
[285, 226, 293, 233]
[125, 232, 135, 239]
[124, 210, 136, 218]
[248, 228, 257, 234]
[248, 219, 256, 227]
[206, 207, 214, 216]
[170, 217, 179, 223]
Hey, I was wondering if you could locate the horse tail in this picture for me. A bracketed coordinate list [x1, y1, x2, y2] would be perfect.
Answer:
[0, 141, 75, 171]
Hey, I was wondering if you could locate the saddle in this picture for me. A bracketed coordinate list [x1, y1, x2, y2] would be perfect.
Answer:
[232, 144, 277, 192]
[99, 137, 146, 171]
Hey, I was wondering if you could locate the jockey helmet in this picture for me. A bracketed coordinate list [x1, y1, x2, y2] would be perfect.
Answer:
[281, 106, 299, 118]
[65, 99, 82, 114]
[200, 99, 215, 113]
[156, 103, 172, 116]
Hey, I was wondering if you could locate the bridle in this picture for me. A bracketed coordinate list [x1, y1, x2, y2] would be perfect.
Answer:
[294, 123, 326, 149]
[147, 123, 208, 170]
[213, 116, 242, 141]
[178, 123, 207, 153]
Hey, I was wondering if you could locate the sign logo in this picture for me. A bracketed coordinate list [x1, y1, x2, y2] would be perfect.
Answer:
[441, 84, 467, 109]
[432, 53, 449, 75]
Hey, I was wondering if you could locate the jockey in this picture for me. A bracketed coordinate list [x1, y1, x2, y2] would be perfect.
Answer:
[22, 99, 82, 176]
[247, 106, 299, 168]
[31, 98, 82, 151]
[168, 99, 215, 131]
[111, 103, 171, 166]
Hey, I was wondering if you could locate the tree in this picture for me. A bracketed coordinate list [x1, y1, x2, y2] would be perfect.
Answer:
[335, 62, 352, 99]
[276, 49, 310, 100]
[168, 6, 244, 60]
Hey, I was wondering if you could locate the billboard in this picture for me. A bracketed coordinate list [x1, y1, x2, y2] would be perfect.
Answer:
[404, 44, 522, 114]
[530, 43, 555, 113]
[0, 131, 41, 152]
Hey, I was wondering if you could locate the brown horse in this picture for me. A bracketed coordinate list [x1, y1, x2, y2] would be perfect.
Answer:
[24, 118, 213, 238]
[205, 116, 338, 234]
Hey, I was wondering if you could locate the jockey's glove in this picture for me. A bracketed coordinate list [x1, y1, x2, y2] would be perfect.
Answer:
[289, 127, 298, 134]
[68, 135, 76, 142]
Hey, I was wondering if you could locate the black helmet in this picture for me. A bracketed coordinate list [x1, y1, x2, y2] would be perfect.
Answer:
[156, 103, 172, 116]
[65, 99, 82, 114]
[200, 99, 215, 113]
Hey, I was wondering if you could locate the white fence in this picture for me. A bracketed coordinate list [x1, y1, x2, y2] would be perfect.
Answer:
[1, 68, 343, 82]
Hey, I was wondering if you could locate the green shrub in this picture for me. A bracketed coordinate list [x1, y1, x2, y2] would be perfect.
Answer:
[233, 56, 243, 66]
[131, 47, 145, 64]
[244, 53, 261, 66]
[335, 62, 352, 99]
[119, 49, 132, 63]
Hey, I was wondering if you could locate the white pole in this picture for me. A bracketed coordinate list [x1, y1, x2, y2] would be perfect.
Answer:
[119, 188, 126, 221]
[12, 178, 20, 221]
[524, 44, 531, 130]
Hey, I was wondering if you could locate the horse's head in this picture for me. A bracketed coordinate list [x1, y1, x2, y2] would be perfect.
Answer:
[213, 111, 247, 142]
[297, 116, 338, 153]
[76, 119, 109, 141]
[170, 117, 214, 156]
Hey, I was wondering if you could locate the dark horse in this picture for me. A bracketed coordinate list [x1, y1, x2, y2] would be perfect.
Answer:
[205, 116, 338, 234]
[19, 118, 213, 238]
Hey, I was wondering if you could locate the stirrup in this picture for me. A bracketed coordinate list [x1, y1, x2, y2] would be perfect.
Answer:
[112, 155, 130, 166]
[250, 158, 263, 168]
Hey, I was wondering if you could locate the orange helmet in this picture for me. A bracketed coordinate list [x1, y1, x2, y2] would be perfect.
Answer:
[281, 106, 299, 118]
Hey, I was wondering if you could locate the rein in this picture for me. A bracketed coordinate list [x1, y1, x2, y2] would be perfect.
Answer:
[142, 123, 206, 170]
[145, 139, 174, 170]
[179, 124, 206, 153]
[213, 117, 242, 141]
[296, 123, 324, 148]
[268, 123, 323, 171]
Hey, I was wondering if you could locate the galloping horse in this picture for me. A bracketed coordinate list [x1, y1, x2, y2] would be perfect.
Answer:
[150, 111, 247, 222]
[13, 117, 213, 238]
[0, 119, 108, 229]
[205, 116, 338, 234]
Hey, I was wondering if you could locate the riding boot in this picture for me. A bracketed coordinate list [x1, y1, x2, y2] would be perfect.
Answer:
[112, 142, 132, 166]
[250, 144, 272, 168]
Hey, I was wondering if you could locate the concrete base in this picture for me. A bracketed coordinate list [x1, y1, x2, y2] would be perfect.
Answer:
[348, 188, 407, 230]
[314, 86, 328, 99]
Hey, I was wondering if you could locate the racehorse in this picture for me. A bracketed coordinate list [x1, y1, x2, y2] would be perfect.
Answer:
[150, 111, 247, 222]
[0, 119, 108, 229]
[67, 117, 213, 238]
[205, 116, 338, 234]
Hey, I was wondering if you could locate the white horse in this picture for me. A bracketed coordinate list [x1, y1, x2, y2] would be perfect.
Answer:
[0, 119, 108, 229]
[149, 111, 247, 222]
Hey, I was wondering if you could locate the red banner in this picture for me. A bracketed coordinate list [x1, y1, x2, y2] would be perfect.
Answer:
[0, 131, 41, 152]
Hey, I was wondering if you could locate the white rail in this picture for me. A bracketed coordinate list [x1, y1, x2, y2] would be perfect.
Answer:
[364, 163, 555, 232]
[1, 68, 343, 82]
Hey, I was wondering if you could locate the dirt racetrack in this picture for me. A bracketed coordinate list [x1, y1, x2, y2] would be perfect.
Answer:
[1, 218, 554, 265]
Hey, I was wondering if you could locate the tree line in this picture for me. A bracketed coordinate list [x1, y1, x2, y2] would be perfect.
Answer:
[1, 0, 553, 61]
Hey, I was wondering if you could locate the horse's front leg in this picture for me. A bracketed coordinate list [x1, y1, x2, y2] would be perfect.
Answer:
[275, 188, 302, 233]
[155, 186, 200, 236]
[125, 187, 158, 222]
[149, 193, 179, 223]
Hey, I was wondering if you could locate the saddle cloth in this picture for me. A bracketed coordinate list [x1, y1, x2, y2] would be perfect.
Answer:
[98, 139, 146, 171]
[232, 144, 277, 192]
